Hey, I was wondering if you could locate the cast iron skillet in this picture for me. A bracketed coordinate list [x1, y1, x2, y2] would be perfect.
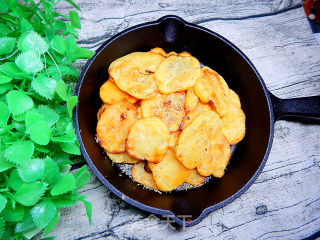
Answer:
[74, 15, 320, 227]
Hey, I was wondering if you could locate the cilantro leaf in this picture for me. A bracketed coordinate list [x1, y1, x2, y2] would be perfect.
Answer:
[50, 173, 76, 196]
[31, 200, 57, 229]
[6, 90, 34, 115]
[0, 72, 12, 84]
[0, 194, 7, 213]
[67, 95, 78, 117]
[32, 75, 57, 100]
[15, 51, 44, 74]
[0, 63, 24, 79]
[37, 106, 59, 127]
[43, 157, 59, 184]
[0, 37, 16, 55]
[2, 203, 24, 222]
[75, 165, 90, 190]
[0, 101, 10, 127]
[55, 80, 68, 101]
[0, 153, 13, 172]
[14, 210, 35, 233]
[27, 120, 52, 145]
[17, 158, 45, 182]
[69, 11, 81, 29]
[17, 31, 48, 54]
[60, 142, 81, 155]
[25, 110, 45, 128]
[44, 211, 59, 235]
[50, 35, 66, 55]
[4, 141, 34, 164]
[7, 170, 24, 191]
[14, 182, 47, 206]
[83, 200, 92, 225]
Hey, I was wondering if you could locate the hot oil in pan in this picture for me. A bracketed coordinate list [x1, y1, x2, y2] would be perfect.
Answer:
[106, 144, 238, 192]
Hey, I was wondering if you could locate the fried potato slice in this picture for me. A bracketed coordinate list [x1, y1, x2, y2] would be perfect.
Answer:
[168, 131, 180, 150]
[178, 51, 192, 57]
[110, 63, 158, 99]
[185, 169, 205, 185]
[185, 88, 200, 113]
[221, 103, 246, 145]
[106, 151, 139, 164]
[175, 111, 222, 169]
[141, 92, 185, 132]
[167, 51, 177, 56]
[127, 117, 170, 163]
[109, 52, 165, 73]
[194, 66, 229, 116]
[100, 80, 137, 104]
[148, 150, 190, 192]
[131, 161, 158, 190]
[181, 103, 211, 130]
[96, 101, 138, 153]
[155, 55, 201, 94]
[229, 89, 241, 108]
[197, 132, 231, 177]
[97, 104, 108, 120]
[150, 47, 167, 57]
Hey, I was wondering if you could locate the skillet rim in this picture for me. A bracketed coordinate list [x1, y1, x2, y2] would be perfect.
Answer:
[74, 15, 275, 227]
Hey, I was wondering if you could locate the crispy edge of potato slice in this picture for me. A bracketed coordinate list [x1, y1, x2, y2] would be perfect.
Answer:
[194, 66, 229, 116]
[175, 110, 222, 169]
[155, 55, 201, 94]
[185, 169, 205, 185]
[221, 103, 246, 145]
[150, 47, 167, 57]
[168, 131, 180, 150]
[197, 132, 231, 177]
[141, 92, 186, 132]
[110, 63, 158, 99]
[179, 51, 192, 57]
[96, 101, 138, 153]
[229, 89, 241, 108]
[185, 88, 200, 113]
[131, 161, 158, 190]
[180, 102, 212, 130]
[109, 52, 165, 74]
[106, 151, 139, 164]
[127, 117, 170, 163]
[148, 150, 190, 192]
[97, 104, 108, 120]
[100, 80, 137, 104]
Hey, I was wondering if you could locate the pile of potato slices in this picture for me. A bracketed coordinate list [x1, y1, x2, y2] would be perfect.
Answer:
[96, 48, 246, 192]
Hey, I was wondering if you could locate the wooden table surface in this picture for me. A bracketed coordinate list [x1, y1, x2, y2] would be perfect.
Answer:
[42, 0, 320, 239]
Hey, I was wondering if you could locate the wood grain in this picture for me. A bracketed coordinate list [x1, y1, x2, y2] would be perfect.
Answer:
[38, 0, 320, 239]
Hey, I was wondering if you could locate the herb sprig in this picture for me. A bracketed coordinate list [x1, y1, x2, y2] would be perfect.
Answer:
[0, 0, 94, 239]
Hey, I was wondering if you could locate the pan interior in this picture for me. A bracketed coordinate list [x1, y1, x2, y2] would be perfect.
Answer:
[76, 18, 272, 221]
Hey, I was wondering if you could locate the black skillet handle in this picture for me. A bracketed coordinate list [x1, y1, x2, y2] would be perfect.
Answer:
[270, 93, 320, 120]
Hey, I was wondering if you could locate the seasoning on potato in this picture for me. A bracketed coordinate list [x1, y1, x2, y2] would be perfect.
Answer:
[96, 47, 246, 192]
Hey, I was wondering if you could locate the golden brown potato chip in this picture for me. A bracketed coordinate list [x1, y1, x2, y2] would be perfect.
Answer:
[194, 66, 229, 116]
[167, 51, 177, 56]
[127, 117, 170, 163]
[168, 131, 180, 150]
[106, 151, 139, 164]
[97, 104, 108, 120]
[155, 55, 201, 94]
[197, 132, 231, 177]
[131, 161, 158, 190]
[96, 101, 138, 153]
[150, 47, 167, 57]
[100, 80, 137, 104]
[221, 103, 246, 145]
[185, 88, 200, 113]
[110, 63, 158, 99]
[181, 103, 211, 130]
[141, 92, 185, 132]
[229, 89, 241, 108]
[179, 51, 192, 57]
[109, 52, 165, 73]
[148, 150, 190, 192]
[175, 111, 222, 169]
[185, 169, 205, 185]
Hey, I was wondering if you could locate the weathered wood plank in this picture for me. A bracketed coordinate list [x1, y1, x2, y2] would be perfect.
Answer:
[37, 1, 320, 239]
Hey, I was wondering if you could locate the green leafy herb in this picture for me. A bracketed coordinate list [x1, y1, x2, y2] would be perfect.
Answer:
[0, 0, 94, 238]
